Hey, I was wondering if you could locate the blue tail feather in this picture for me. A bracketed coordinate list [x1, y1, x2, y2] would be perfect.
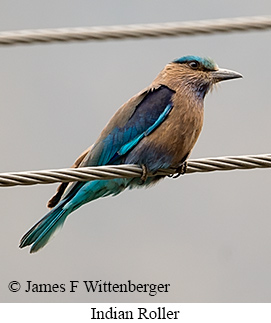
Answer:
[19, 200, 68, 253]
[19, 178, 131, 253]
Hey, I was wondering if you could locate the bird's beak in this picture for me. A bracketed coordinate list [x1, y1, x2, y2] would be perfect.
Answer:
[211, 68, 243, 83]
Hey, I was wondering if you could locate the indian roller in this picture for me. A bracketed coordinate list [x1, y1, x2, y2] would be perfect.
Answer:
[19, 55, 242, 253]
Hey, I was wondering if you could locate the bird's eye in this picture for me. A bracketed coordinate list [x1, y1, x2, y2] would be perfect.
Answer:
[189, 61, 200, 69]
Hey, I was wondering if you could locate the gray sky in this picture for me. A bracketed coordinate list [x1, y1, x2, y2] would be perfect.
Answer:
[0, 1, 271, 302]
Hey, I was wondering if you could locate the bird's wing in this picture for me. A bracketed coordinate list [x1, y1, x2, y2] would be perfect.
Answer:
[83, 84, 175, 166]
[47, 88, 150, 208]
[48, 85, 175, 207]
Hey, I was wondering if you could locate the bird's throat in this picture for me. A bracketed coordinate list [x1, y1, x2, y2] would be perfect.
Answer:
[193, 82, 211, 100]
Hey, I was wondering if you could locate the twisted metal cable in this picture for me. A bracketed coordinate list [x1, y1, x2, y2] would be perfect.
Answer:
[0, 16, 271, 46]
[0, 153, 270, 187]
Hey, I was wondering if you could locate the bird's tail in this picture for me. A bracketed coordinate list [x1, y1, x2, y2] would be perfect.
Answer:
[19, 199, 69, 253]
[19, 178, 131, 253]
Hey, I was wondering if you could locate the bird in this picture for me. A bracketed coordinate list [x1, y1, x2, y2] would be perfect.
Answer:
[19, 55, 242, 253]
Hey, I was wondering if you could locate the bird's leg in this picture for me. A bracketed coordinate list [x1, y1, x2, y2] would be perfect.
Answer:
[168, 161, 187, 179]
[140, 164, 149, 184]
[174, 161, 187, 178]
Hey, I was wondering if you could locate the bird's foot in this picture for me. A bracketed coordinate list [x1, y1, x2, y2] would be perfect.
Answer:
[168, 161, 187, 179]
[140, 164, 149, 184]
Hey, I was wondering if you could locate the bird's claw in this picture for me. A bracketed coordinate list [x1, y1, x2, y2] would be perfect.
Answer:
[140, 164, 149, 184]
[168, 161, 187, 179]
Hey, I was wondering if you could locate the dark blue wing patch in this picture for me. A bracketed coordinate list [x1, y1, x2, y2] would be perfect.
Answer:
[118, 103, 172, 156]
[99, 85, 175, 165]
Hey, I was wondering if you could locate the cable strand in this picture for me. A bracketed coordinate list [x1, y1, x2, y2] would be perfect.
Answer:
[0, 153, 270, 187]
[0, 16, 271, 46]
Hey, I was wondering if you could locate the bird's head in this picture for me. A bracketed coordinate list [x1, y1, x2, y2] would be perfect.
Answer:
[165, 55, 242, 100]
